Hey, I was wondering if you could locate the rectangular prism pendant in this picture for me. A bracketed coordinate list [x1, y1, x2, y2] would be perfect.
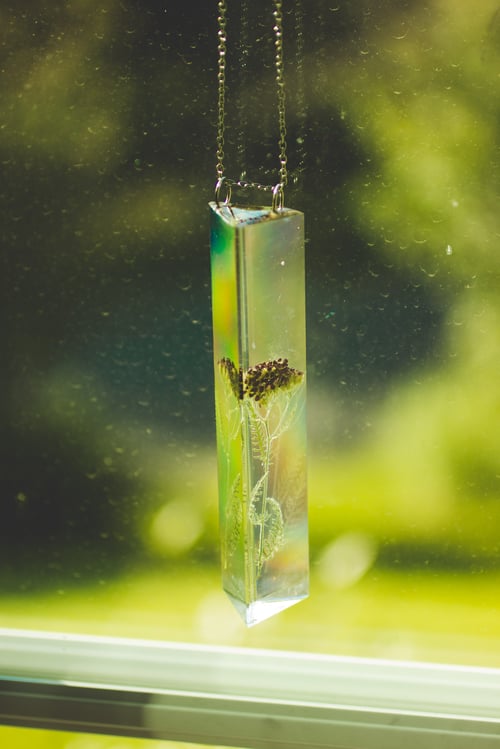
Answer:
[209, 201, 308, 626]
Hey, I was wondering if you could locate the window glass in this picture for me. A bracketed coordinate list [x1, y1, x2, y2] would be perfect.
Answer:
[2, 0, 500, 667]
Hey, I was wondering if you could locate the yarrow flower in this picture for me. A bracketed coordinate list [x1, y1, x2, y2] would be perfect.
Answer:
[219, 357, 304, 404]
[219, 357, 243, 399]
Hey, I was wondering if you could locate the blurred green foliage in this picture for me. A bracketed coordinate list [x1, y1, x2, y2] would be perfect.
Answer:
[1, 0, 500, 601]
[0, 726, 217, 749]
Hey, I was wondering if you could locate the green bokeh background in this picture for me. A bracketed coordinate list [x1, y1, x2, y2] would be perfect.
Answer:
[2, 2, 500, 744]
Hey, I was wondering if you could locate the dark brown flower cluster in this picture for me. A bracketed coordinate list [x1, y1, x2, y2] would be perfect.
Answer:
[219, 357, 244, 399]
[219, 357, 303, 403]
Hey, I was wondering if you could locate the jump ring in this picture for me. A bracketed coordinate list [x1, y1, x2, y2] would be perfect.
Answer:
[272, 183, 284, 212]
[215, 177, 232, 207]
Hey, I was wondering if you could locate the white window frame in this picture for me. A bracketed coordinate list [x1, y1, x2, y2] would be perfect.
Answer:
[1, 628, 500, 747]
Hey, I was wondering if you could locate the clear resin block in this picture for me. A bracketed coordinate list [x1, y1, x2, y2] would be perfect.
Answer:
[209, 201, 308, 626]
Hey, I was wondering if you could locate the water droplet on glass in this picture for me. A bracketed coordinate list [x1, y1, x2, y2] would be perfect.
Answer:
[446, 244, 453, 256]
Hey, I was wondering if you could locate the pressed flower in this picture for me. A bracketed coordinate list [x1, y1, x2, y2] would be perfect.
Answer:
[244, 358, 304, 403]
[219, 356, 243, 400]
[219, 357, 303, 404]
[217, 354, 305, 579]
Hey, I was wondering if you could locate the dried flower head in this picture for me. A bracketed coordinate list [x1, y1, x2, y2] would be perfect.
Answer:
[219, 357, 243, 399]
[219, 356, 303, 404]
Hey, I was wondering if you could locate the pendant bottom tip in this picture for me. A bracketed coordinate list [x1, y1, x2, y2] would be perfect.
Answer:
[225, 590, 308, 627]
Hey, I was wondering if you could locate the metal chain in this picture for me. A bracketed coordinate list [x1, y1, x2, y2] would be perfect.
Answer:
[291, 0, 306, 185]
[273, 0, 288, 189]
[235, 0, 249, 180]
[215, 0, 288, 197]
[216, 0, 227, 182]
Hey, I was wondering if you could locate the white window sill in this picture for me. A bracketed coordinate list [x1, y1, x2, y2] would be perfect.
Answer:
[1, 628, 499, 748]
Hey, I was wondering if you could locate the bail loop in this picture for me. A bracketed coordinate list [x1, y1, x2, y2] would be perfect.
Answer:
[215, 176, 232, 207]
[272, 183, 285, 212]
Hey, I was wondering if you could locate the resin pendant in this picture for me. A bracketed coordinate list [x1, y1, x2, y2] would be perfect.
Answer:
[209, 200, 308, 626]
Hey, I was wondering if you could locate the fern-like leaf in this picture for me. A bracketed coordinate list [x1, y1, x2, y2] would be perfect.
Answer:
[245, 402, 269, 467]
[269, 385, 304, 443]
[248, 473, 268, 522]
[224, 473, 242, 564]
[261, 496, 285, 563]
